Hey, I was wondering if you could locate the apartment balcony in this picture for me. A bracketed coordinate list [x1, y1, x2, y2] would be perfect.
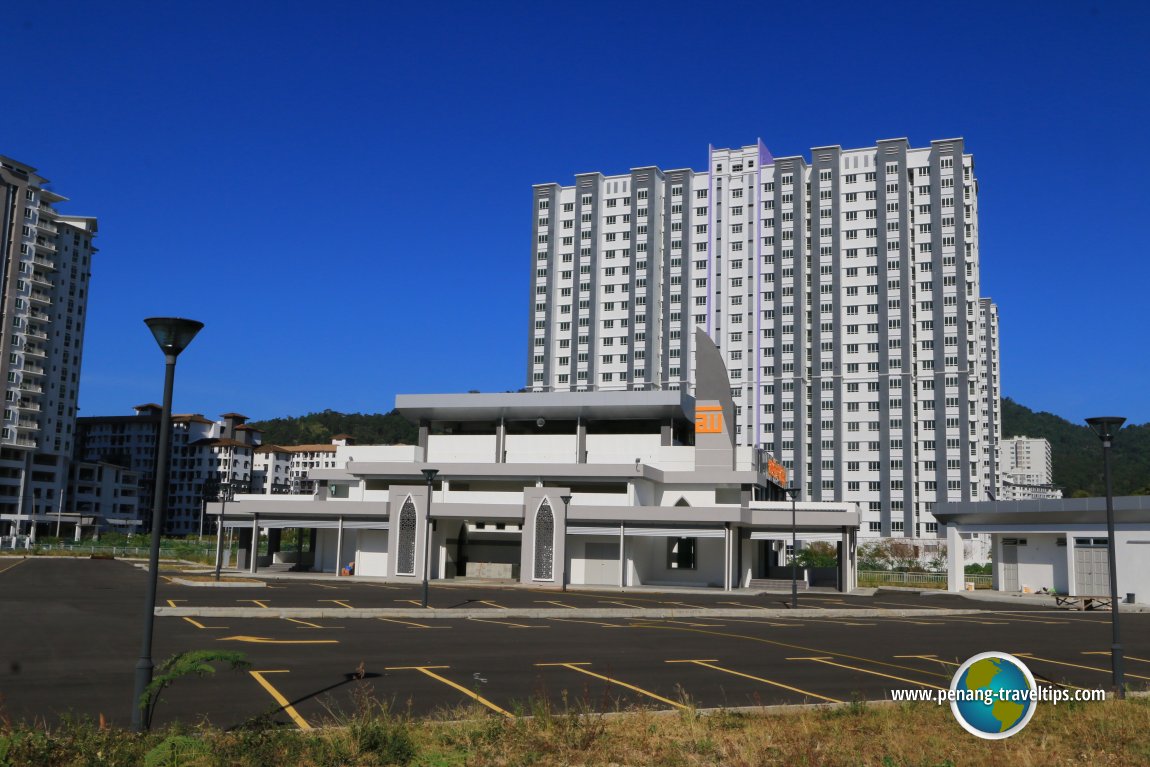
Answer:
[15, 419, 39, 430]
[21, 364, 45, 377]
[36, 220, 58, 235]
[22, 345, 46, 359]
[28, 291, 51, 306]
[27, 309, 50, 323]
[17, 383, 43, 394]
[24, 328, 48, 341]
[30, 255, 56, 271]
[28, 272, 53, 289]
[33, 238, 57, 253]
[13, 400, 41, 412]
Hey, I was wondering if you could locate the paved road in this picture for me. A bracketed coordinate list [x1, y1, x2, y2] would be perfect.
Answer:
[2, 557, 1143, 730]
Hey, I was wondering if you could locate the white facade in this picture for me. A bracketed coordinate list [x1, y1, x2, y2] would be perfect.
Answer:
[0, 156, 95, 536]
[76, 408, 259, 534]
[1001, 436, 1061, 500]
[528, 139, 1001, 541]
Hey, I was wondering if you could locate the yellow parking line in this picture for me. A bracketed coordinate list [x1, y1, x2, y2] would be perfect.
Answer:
[249, 671, 311, 730]
[667, 659, 843, 704]
[897, 654, 1086, 691]
[988, 613, 1069, 625]
[718, 617, 801, 628]
[166, 599, 185, 608]
[386, 666, 513, 718]
[0, 559, 28, 574]
[663, 601, 705, 609]
[395, 599, 431, 608]
[469, 617, 548, 629]
[550, 617, 628, 629]
[535, 600, 577, 609]
[240, 599, 270, 609]
[476, 600, 508, 609]
[537, 663, 686, 709]
[377, 617, 449, 629]
[220, 635, 338, 645]
[641, 619, 726, 628]
[320, 599, 354, 609]
[182, 617, 228, 630]
[1083, 651, 1150, 665]
[600, 600, 644, 608]
[717, 601, 769, 610]
[1016, 653, 1150, 681]
[284, 618, 341, 629]
[789, 657, 946, 690]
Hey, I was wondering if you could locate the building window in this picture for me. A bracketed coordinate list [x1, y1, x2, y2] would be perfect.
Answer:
[533, 498, 555, 581]
[667, 537, 697, 570]
[396, 495, 417, 575]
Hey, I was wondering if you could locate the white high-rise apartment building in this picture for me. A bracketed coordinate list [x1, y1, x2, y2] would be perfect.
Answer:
[527, 138, 1001, 539]
[1000, 436, 1060, 500]
[0, 156, 95, 536]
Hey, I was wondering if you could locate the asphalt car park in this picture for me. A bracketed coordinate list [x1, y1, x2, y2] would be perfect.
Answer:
[2, 557, 1144, 730]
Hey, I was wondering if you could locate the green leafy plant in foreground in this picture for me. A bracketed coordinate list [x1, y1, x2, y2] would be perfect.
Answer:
[139, 650, 250, 729]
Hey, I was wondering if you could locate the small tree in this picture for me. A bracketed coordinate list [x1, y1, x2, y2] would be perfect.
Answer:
[139, 650, 250, 729]
[796, 541, 838, 569]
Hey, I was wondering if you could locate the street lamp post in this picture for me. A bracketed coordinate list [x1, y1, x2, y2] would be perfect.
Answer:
[131, 317, 202, 732]
[560, 494, 572, 592]
[786, 485, 800, 609]
[213, 481, 234, 582]
[1085, 415, 1126, 699]
[421, 468, 439, 609]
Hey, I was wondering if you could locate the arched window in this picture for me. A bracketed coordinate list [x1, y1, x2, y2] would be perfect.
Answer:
[533, 498, 555, 581]
[396, 495, 417, 575]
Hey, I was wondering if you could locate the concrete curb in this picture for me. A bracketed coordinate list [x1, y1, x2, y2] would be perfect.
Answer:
[156, 606, 999, 620]
[169, 577, 266, 588]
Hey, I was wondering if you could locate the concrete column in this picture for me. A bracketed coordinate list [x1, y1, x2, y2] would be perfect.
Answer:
[496, 419, 506, 463]
[267, 528, 282, 557]
[418, 420, 430, 461]
[576, 418, 587, 464]
[660, 422, 673, 447]
[946, 524, 964, 592]
[1065, 535, 1077, 596]
[335, 517, 345, 576]
[619, 523, 626, 588]
[249, 515, 259, 574]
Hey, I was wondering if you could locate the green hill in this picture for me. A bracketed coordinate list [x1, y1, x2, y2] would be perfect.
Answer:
[1001, 398, 1150, 497]
[250, 409, 418, 447]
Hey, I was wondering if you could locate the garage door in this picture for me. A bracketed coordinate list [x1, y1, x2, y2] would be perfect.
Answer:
[584, 542, 619, 586]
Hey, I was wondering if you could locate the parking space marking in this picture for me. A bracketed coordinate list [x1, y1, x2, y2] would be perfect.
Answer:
[0, 559, 27, 574]
[394, 599, 430, 608]
[884, 618, 946, 626]
[1083, 651, 1150, 665]
[988, 613, 1070, 625]
[642, 619, 727, 628]
[355, 582, 399, 590]
[709, 617, 799, 628]
[249, 670, 311, 730]
[599, 600, 645, 608]
[549, 617, 629, 629]
[385, 666, 514, 718]
[535, 600, 576, 609]
[666, 659, 843, 704]
[219, 635, 339, 645]
[240, 599, 271, 609]
[284, 618, 341, 629]
[1015, 653, 1150, 681]
[476, 600, 509, 609]
[789, 657, 946, 690]
[538, 663, 686, 710]
[376, 617, 449, 629]
[320, 599, 354, 609]
[717, 601, 769, 610]
[182, 617, 228, 630]
[662, 601, 706, 609]
[469, 617, 548, 629]
[166, 599, 185, 608]
[897, 654, 1086, 690]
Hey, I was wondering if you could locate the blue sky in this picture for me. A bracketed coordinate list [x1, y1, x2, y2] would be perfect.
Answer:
[5, 1, 1148, 425]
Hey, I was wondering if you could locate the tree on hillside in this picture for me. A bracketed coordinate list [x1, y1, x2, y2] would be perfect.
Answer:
[250, 409, 419, 447]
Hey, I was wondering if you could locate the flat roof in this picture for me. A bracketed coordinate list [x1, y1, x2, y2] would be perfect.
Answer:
[935, 496, 1150, 526]
[395, 390, 695, 424]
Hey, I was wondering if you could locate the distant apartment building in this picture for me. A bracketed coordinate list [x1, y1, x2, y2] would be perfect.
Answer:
[251, 436, 351, 495]
[1000, 436, 1061, 500]
[0, 156, 96, 537]
[74, 407, 261, 534]
[527, 138, 1001, 540]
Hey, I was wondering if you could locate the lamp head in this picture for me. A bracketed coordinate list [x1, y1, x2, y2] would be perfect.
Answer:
[560, 494, 572, 506]
[1085, 416, 1126, 442]
[145, 317, 204, 357]
[785, 485, 801, 500]
[421, 468, 439, 483]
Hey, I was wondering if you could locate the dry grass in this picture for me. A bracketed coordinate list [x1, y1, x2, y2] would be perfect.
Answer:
[2, 697, 1148, 766]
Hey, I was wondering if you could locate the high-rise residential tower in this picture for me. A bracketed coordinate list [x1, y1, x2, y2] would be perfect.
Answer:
[527, 138, 1001, 539]
[1000, 436, 1061, 500]
[0, 156, 95, 536]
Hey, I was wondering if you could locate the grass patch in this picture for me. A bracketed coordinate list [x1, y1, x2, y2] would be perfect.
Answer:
[1, 697, 1147, 766]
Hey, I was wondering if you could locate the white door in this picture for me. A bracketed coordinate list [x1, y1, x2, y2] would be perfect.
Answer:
[1000, 539, 1020, 592]
[1074, 541, 1109, 595]
[583, 541, 620, 586]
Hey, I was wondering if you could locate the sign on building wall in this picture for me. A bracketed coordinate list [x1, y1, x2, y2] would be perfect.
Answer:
[695, 405, 723, 434]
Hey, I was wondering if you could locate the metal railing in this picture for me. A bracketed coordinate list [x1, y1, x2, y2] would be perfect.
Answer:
[858, 570, 993, 589]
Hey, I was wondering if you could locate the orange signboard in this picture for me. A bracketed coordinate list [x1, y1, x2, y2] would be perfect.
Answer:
[695, 405, 723, 434]
[767, 457, 788, 487]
